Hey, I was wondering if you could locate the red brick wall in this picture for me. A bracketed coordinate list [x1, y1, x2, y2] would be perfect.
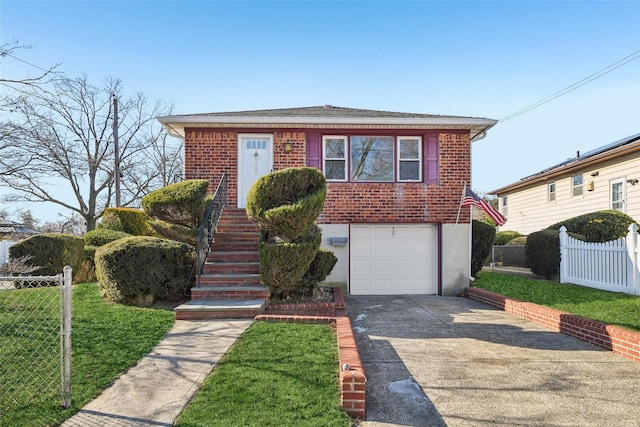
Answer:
[184, 129, 471, 223]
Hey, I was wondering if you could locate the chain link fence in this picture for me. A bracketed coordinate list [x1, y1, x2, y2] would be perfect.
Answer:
[0, 266, 72, 411]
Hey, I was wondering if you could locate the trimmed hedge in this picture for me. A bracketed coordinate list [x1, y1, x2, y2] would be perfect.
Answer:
[84, 229, 131, 246]
[148, 219, 197, 246]
[525, 229, 584, 279]
[547, 210, 637, 242]
[95, 236, 194, 305]
[246, 167, 326, 242]
[471, 220, 496, 277]
[301, 248, 338, 291]
[9, 233, 84, 277]
[100, 208, 151, 236]
[142, 179, 209, 228]
[259, 224, 322, 298]
[494, 230, 521, 246]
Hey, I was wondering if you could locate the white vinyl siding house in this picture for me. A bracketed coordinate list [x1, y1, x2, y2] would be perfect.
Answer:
[491, 133, 640, 235]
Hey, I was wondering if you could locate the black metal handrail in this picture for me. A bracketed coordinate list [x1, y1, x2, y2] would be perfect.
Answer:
[193, 173, 228, 287]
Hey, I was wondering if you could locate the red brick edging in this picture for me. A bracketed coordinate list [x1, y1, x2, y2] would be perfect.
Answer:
[255, 287, 366, 419]
[464, 287, 640, 362]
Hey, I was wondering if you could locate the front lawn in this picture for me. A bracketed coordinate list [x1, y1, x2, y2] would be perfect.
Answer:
[175, 321, 351, 427]
[474, 272, 640, 331]
[1, 282, 176, 427]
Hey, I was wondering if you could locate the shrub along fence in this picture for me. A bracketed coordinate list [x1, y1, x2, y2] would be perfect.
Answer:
[560, 224, 640, 295]
[0, 266, 72, 410]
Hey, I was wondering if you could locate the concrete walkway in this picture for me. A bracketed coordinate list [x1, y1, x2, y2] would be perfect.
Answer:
[346, 295, 640, 427]
[61, 319, 252, 427]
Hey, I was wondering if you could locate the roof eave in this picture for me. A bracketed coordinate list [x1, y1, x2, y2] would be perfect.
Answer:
[158, 115, 497, 140]
[490, 138, 640, 195]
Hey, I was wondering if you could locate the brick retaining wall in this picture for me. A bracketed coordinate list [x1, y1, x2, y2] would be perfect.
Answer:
[464, 287, 640, 362]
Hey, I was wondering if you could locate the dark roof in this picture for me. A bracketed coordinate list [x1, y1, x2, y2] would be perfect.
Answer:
[491, 132, 640, 194]
[170, 105, 479, 120]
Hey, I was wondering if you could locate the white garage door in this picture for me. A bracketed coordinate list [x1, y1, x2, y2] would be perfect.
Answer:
[350, 224, 437, 295]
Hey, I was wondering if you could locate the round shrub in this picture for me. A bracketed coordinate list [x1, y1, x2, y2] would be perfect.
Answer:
[95, 236, 194, 305]
[471, 220, 496, 277]
[142, 179, 209, 228]
[246, 167, 327, 242]
[9, 233, 84, 277]
[494, 230, 521, 246]
[525, 229, 584, 279]
[84, 229, 131, 246]
[100, 208, 151, 236]
[547, 210, 637, 242]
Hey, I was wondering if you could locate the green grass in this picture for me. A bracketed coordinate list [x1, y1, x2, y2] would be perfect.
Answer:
[474, 272, 640, 331]
[175, 321, 351, 427]
[1, 282, 175, 427]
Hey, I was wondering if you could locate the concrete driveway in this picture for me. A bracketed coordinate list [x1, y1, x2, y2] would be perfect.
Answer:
[345, 295, 640, 427]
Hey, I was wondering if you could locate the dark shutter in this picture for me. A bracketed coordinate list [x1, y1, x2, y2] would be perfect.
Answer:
[306, 133, 321, 169]
[424, 135, 438, 183]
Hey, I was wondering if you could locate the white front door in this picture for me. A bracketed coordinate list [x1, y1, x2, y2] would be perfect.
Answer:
[238, 134, 274, 208]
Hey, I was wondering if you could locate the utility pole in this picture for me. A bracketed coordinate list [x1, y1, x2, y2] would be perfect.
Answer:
[113, 96, 121, 207]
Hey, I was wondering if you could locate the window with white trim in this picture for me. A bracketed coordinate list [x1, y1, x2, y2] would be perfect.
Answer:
[321, 135, 424, 182]
[398, 137, 422, 181]
[548, 182, 556, 203]
[572, 174, 583, 197]
[322, 136, 347, 181]
[501, 196, 509, 217]
[611, 178, 625, 212]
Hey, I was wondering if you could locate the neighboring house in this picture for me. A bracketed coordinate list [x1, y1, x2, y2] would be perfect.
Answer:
[0, 220, 39, 265]
[159, 106, 497, 295]
[490, 133, 640, 235]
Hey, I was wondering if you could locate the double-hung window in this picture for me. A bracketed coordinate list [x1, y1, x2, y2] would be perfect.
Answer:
[322, 135, 423, 182]
[572, 174, 583, 197]
[548, 182, 556, 203]
[323, 136, 347, 181]
[398, 137, 422, 181]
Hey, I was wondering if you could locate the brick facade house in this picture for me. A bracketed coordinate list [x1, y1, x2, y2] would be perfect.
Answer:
[159, 106, 497, 295]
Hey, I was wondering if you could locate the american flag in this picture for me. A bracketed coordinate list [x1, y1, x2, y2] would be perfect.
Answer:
[461, 188, 507, 226]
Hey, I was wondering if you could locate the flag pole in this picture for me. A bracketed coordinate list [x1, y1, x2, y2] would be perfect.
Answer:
[455, 182, 467, 228]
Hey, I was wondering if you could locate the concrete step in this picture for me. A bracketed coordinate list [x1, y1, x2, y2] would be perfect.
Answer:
[191, 286, 269, 300]
[175, 299, 266, 320]
[197, 273, 261, 287]
[203, 261, 260, 274]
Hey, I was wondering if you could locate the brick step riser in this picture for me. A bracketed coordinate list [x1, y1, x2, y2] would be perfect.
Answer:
[197, 277, 262, 287]
[176, 309, 261, 321]
[207, 253, 259, 263]
[191, 290, 269, 300]
[203, 264, 260, 274]
[216, 225, 260, 233]
[214, 233, 260, 242]
[210, 242, 258, 252]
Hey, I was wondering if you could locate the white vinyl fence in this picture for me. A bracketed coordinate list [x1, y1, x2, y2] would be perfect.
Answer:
[559, 224, 639, 295]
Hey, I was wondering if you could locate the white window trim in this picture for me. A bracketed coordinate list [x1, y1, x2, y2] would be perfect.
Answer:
[572, 174, 583, 198]
[322, 135, 348, 182]
[548, 182, 556, 204]
[610, 178, 625, 212]
[397, 136, 422, 182]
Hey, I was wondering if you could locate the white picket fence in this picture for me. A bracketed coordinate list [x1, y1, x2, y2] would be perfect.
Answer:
[559, 224, 640, 295]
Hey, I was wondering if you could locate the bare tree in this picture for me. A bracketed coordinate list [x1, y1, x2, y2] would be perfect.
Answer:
[0, 40, 61, 87]
[0, 74, 178, 231]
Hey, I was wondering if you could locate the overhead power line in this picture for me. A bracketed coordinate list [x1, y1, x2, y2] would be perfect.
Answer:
[499, 49, 640, 123]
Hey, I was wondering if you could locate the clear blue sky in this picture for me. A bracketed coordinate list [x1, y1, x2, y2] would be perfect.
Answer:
[1, 0, 639, 224]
